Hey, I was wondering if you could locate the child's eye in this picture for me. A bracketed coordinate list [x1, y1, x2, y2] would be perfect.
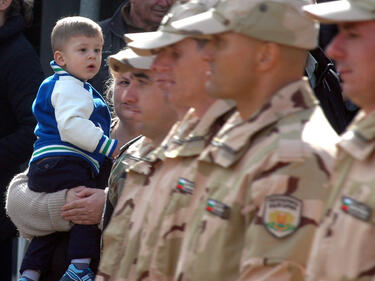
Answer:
[95, 48, 101, 53]
[80, 48, 86, 52]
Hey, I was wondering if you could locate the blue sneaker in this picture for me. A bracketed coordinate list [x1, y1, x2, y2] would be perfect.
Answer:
[18, 278, 34, 281]
[59, 264, 95, 281]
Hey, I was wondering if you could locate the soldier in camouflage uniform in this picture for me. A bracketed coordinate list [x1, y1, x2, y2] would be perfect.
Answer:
[302, 1, 375, 280]
[111, 100, 235, 281]
[101, 1, 237, 280]
[142, 0, 339, 280]
[94, 48, 178, 281]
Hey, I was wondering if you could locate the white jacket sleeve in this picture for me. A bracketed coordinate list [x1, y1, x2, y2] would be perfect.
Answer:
[51, 79, 106, 153]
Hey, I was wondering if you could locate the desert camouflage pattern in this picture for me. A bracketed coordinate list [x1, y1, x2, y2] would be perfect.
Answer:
[171, 0, 318, 50]
[173, 78, 338, 281]
[342, 0, 375, 12]
[127, 100, 235, 281]
[158, 0, 212, 33]
[306, 110, 375, 281]
[107, 138, 145, 209]
[96, 136, 159, 280]
[303, 0, 375, 23]
[98, 123, 182, 281]
[127, 0, 216, 54]
[354, 0, 375, 10]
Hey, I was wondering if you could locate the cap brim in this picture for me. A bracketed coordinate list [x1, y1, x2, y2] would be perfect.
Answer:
[126, 30, 188, 55]
[125, 32, 155, 44]
[303, 1, 375, 23]
[108, 49, 155, 73]
[170, 9, 229, 36]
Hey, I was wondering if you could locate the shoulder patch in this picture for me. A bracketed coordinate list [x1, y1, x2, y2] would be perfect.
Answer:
[263, 195, 302, 238]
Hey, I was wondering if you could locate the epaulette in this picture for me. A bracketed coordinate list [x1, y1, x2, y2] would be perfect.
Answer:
[117, 135, 143, 159]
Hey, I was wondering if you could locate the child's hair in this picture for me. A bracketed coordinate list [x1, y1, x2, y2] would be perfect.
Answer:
[51, 16, 103, 53]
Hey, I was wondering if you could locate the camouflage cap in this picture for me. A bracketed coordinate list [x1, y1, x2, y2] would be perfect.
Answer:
[108, 48, 155, 73]
[126, 0, 214, 54]
[170, 0, 319, 50]
[303, 0, 375, 23]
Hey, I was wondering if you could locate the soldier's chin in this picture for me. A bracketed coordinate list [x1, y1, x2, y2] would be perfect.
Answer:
[341, 84, 356, 104]
[205, 80, 219, 98]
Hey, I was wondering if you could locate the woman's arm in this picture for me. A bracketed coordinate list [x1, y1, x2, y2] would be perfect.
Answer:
[6, 170, 107, 239]
[6, 170, 71, 239]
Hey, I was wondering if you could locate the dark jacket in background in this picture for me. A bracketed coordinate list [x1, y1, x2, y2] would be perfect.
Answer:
[0, 14, 44, 281]
[0, 14, 44, 241]
[89, 1, 145, 96]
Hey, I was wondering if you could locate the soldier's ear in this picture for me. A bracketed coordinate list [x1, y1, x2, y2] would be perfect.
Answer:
[257, 42, 279, 72]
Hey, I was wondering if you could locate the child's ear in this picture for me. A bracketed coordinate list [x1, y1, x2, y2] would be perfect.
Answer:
[54, 51, 65, 67]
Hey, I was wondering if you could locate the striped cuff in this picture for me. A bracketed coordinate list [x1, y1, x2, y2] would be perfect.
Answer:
[98, 135, 118, 158]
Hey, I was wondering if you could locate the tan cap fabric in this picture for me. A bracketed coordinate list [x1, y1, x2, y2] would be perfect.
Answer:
[303, 0, 375, 23]
[108, 48, 155, 73]
[126, 0, 214, 54]
[169, 0, 319, 50]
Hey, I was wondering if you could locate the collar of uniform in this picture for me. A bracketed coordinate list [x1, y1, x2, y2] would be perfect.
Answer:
[165, 99, 236, 158]
[122, 136, 156, 175]
[338, 110, 375, 160]
[164, 107, 200, 157]
[199, 78, 318, 168]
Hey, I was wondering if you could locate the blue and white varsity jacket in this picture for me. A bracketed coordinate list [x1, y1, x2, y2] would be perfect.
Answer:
[30, 61, 117, 174]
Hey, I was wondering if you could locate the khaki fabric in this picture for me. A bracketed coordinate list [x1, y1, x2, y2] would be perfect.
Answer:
[108, 48, 155, 74]
[170, 0, 318, 50]
[108, 100, 235, 281]
[303, 0, 375, 23]
[173, 78, 338, 281]
[99, 124, 180, 281]
[306, 110, 375, 281]
[132, 100, 235, 281]
[127, 0, 213, 55]
[96, 136, 157, 280]
[106, 139, 148, 209]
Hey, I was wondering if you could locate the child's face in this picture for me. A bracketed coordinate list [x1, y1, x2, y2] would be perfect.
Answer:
[55, 35, 103, 81]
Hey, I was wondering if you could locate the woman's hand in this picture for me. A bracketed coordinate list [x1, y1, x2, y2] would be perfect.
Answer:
[61, 187, 105, 225]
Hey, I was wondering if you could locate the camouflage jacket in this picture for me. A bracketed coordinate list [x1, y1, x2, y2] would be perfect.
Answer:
[128, 100, 236, 281]
[174, 78, 338, 281]
[306, 110, 375, 281]
[97, 136, 158, 280]
[99, 122, 181, 281]
[106, 135, 143, 216]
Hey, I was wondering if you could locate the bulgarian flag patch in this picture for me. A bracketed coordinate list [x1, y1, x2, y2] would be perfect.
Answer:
[176, 177, 195, 194]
